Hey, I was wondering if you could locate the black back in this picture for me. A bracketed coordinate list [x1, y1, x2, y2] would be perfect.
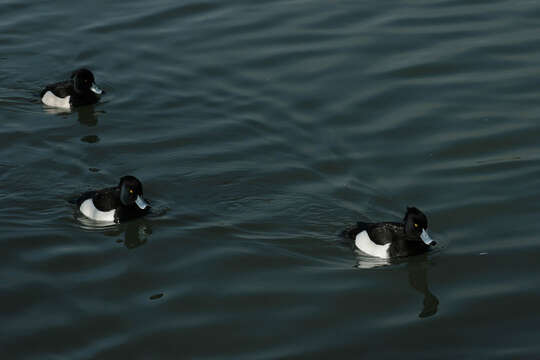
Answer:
[40, 80, 73, 98]
[76, 187, 120, 211]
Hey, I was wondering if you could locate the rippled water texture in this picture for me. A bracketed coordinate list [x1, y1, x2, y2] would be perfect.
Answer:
[2, 0, 540, 358]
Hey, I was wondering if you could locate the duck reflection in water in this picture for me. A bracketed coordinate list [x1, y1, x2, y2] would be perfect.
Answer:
[105, 220, 153, 249]
[43, 104, 103, 143]
[122, 220, 152, 249]
[354, 253, 439, 318]
[77, 216, 152, 249]
[42, 103, 103, 127]
[406, 256, 439, 318]
[76, 105, 101, 127]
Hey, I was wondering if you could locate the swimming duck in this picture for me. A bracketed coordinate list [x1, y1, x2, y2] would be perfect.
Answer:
[343, 207, 436, 258]
[40, 68, 103, 109]
[77, 176, 150, 223]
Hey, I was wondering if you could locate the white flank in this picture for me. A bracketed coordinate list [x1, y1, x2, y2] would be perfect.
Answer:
[41, 91, 71, 109]
[80, 198, 116, 222]
[355, 231, 390, 259]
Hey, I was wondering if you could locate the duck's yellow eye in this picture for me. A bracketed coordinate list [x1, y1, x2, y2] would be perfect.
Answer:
[129, 189, 134, 194]
[414, 223, 418, 228]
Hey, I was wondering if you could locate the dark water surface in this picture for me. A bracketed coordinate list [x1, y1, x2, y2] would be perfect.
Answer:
[2, 0, 540, 358]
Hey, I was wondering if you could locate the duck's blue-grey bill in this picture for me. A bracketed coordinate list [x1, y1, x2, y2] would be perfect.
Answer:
[90, 83, 103, 95]
[135, 195, 149, 210]
[421, 229, 434, 245]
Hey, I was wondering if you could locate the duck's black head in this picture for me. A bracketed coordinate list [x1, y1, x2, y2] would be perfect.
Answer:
[403, 207, 435, 245]
[71, 68, 103, 96]
[119, 175, 150, 209]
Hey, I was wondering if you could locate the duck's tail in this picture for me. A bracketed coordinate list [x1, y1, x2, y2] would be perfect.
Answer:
[341, 221, 369, 240]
